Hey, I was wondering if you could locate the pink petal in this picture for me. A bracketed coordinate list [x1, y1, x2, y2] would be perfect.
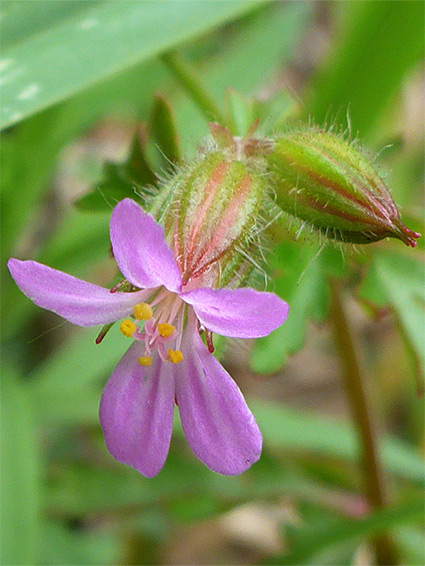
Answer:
[110, 199, 181, 292]
[182, 287, 289, 338]
[8, 259, 150, 326]
[99, 343, 175, 478]
[175, 320, 262, 475]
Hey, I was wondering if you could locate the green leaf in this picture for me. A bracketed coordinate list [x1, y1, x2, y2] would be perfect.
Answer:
[1, 106, 68, 260]
[1, 1, 100, 50]
[266, 499, 424, 565]
[40, 211, 111, 275]
[42, 521, 121, 566]
[259, 89, 301, 134]
[226, 89, 256, 136]
[251, 244, 321, 373]
[45, 457, 225, 517]
[253, 402, 425, 486]
[74, 162, 139, 211]
[305, 0, 425, 138]
[1, 366, 41, 566]
[394, 527, 425, 566]
[207, 2, 312, 100]
[76, 131, 156, 212]
[44, 454, 342, 520]
[149, 93, 181, 164]
[359, 251, 425, 382]
[126, 127, 157, 187]
[0, 0, 264, 129]
[250, 242, 346, 373]
[28, 327, 129, 426]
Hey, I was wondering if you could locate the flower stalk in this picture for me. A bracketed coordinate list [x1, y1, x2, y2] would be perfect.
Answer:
[161, 51, 226, 125]
[330, 279, 398, 565]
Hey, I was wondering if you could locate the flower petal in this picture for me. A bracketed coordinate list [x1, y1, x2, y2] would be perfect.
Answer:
[110, 199, 181, 292]
[175, 320, 262, 475]
[181, 287, 289, 338]
[8, 258, 150, 326]
[99, 343, 175, 478]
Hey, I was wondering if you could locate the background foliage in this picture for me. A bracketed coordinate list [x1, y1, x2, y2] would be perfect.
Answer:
[1, 1, 424, 565]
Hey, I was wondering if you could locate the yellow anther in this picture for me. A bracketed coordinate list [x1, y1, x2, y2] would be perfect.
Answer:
[120, 319, 137, 338]
[138, 356, 152, 367]
[168, 349, 184, 364]
[158, 323, 175, 338]
[133, 302, 153, 320]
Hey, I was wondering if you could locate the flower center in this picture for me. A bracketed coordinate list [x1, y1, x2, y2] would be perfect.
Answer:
[119, 290, 185, 365]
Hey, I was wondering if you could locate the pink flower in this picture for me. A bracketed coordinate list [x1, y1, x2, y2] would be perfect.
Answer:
[8, 199, 288, 477]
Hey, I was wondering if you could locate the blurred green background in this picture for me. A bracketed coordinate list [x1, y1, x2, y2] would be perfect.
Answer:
[1, 1, 424, 565]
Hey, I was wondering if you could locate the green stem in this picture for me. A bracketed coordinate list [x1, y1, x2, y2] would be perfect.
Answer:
[330, 279, 398, 566]
[161, 51, 226, 126]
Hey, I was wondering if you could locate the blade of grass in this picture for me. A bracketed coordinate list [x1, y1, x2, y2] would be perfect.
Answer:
[0, 0, 264, 129]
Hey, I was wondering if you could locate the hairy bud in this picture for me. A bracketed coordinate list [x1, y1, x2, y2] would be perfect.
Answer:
[267, 129, 420, 247]
[150, 127, 268, 288]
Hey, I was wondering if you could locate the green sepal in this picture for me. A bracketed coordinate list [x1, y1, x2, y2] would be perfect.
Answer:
[149, 92, 181, 164]
[225, 88, 256, 137]
[358, 250, 425, 390]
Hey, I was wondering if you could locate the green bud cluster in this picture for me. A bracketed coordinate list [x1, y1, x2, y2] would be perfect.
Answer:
[147, 124, 419, 290]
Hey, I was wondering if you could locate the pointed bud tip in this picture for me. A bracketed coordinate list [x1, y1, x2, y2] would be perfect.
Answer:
[391, 218, 421, 248]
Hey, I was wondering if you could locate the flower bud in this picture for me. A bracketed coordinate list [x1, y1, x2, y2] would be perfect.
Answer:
[267, 129, 420, 247]
[150, 129, 268, 288]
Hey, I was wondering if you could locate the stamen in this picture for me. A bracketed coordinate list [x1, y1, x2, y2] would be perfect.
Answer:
[174, 306, 185, 350]
[144, 318, 155, 336]
[168, 349, 184, 364]
[120, 319, 137, 338]
[157, 342, 170, 362]
[110, 278, 129, 293]
[150, 287, 170, 307]
[133, 302, 153, 320]
[95, 322, 114, 344]
[205, 329, 215, 353]
[158, 323, 175, 338]
[168, 294, 184, 325]
[138, 356, 152, 366]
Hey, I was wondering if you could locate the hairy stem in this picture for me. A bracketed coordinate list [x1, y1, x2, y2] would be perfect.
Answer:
[330, 279, 398, 565]
[161, 51, 226, 125]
